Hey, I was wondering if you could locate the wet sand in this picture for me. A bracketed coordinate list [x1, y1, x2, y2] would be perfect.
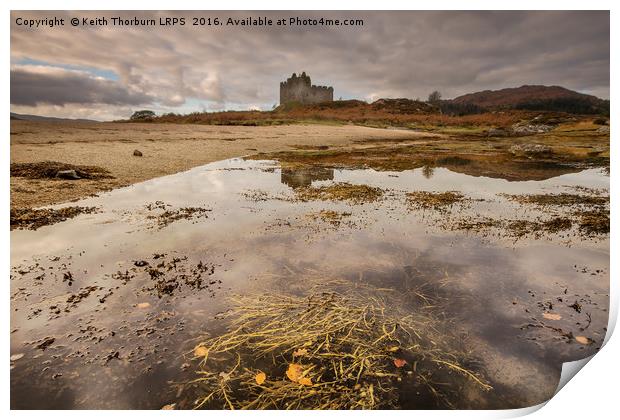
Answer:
[10, 121, 435, 209]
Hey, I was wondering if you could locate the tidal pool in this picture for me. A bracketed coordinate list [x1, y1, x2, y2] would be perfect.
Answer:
[10, 158, 609, 409]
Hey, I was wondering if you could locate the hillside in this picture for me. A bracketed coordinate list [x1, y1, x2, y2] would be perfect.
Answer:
[10, 112, 97, 123]
[449, 85, 609, 115]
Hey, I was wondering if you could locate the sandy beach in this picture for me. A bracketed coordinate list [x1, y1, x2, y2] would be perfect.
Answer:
[10, 121, 433, 209]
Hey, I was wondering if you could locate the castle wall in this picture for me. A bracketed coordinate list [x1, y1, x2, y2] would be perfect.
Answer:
[280, 72, 333, 105]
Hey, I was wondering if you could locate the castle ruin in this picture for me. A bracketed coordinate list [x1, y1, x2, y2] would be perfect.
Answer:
[280, 72, 333, 105]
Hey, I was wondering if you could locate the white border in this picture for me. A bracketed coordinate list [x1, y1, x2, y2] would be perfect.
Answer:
[3, 2, 617, 419]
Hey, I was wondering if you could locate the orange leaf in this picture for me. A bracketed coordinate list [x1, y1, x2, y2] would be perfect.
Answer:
[293, 348, 308, 357]
[255, 371, 266, 385]
[286, 363, 303, 382]
[193, 346, 208, 358]
[575, 336, 591, 345]
[298, 377, 313, 386]
[393, 358, 407, 368]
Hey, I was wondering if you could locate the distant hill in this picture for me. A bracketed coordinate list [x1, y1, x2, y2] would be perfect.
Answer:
[10, 112, 98, 123]
[447, 85, 609, 115]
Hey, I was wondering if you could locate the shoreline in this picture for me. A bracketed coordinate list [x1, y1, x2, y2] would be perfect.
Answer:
[10, 121, 434, 210]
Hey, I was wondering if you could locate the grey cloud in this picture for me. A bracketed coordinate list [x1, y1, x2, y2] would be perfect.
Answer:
[10, 10, 609, 119]
[10, 66, 153, 106]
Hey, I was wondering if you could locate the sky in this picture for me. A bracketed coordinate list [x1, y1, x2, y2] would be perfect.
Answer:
[10, 10, 610, 121]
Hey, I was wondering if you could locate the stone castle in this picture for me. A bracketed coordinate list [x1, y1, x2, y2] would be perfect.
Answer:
[280, 72, 333, 105]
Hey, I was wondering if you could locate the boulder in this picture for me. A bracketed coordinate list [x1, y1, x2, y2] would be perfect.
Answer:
[133, 149, 143, 157]
[56, 169, 81, 180]
[511, 123, 554, 135]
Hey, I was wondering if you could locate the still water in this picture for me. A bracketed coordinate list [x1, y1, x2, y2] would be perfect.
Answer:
[10, 158, 609, 409]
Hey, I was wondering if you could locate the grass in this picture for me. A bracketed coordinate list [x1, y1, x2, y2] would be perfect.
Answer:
[145, 102, 532, 129]
[185, 283, 491, 409]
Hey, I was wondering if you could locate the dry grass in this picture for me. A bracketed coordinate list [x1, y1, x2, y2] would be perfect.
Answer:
[184, 283, 491, 410]
[151, 103, 533, 129]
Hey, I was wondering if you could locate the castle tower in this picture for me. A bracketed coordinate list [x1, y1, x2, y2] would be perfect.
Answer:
[280, 72, 333, 105]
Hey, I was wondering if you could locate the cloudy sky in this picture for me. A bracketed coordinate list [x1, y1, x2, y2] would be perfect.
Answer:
[10, 10, 609, 121]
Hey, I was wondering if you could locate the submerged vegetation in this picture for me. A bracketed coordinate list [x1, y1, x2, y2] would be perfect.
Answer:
[184, 282, 491, 410]
[406, 191, 468, 211]
[502, 193, 609, 208]
[142, 201, 212, 228]
[294, 182, 385, 204]
[306, 210, 353, 227]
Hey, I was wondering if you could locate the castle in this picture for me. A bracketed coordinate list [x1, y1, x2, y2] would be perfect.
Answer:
[280, 72, 333, 105]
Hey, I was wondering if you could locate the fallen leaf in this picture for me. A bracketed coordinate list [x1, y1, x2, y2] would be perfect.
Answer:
[10, 353, 24, 362]
[575, 336, 591, 345]
[299, 377, 313, 386]
[136, 302, 151, 309]
[219, 371, 231, 381]
[292, 348, 308, 357]
[255, 371, 266, 385]
[161, 403, 176, 410]
[387, 346, 399, 352]
[286, 363, 303, 382]
[193, 346, 208, 358]
[393, 358, 407, 368]
[542, 312, 562, 321]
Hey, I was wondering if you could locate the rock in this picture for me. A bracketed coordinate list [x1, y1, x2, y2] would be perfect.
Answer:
[511, 123, 554, 135]
[509, 143, 553, 157]
[133, 149, 143, 157]
[56, 169, 81, 180]
[597, 126, 610, 133]
[10, 353, 24, 362]
[36, 336, 55, 350]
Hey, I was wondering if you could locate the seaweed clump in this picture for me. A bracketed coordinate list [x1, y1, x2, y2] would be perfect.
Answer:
[10, 161, 113, 180]
[503, 193, 608, 208]
[10, 206, 99, 230]
[143, 203, 212, 228]
[406, 191, 467, 211]
[183, 288, 491, 409]
[294, 182, 384, 204]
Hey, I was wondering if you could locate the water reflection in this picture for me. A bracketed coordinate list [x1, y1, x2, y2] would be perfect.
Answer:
[10, 158, 609, 409]
[280, 166, 334, 188]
